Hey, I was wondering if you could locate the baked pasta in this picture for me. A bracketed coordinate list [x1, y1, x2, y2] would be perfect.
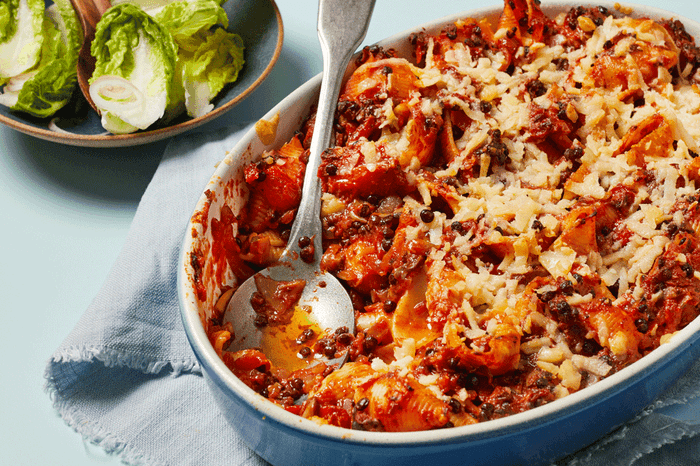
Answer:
[195, 0, 700, 431]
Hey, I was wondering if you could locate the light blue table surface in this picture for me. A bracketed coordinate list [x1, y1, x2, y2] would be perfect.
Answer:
[1, 0, 698, 465]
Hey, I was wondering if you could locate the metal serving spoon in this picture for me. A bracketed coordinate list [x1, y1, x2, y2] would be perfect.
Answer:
[224, 0, 376, 369]
[69, 0, 112, 112]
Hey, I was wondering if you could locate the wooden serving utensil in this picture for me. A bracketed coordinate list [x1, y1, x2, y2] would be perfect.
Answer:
[69, 0, 112, 112]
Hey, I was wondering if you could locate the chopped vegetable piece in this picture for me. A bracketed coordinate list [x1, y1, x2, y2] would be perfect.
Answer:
[89, 3, 178, 133]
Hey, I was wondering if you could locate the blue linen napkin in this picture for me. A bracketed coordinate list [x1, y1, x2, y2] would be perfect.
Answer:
[45, 124, 700, 466]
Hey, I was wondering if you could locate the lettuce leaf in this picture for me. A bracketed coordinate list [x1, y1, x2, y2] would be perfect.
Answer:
[144, 0, 243, 119]
[0, 0, 82, 118]
[150, 0, 244, 119]
[109, 0, 218, 17]
[155, 0, 227, 52]
[180, 27, 244, 118]
[0, 0, 44, 78]
[89, 3, 178, 133]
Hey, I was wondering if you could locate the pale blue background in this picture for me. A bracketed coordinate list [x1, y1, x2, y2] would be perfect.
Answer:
[1, 0, 697, 464]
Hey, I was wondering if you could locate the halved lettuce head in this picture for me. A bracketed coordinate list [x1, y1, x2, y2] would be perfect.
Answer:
[155, 0, 227, 52]
[0, 0, 83, 118]
[154, 0, 244, 119]
[89, 3, 178, 134]
[0, 0, 44, 78]
[180, 27, 244, 118]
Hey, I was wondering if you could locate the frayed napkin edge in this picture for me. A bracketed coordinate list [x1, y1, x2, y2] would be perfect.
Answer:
[48, 344, 201, 376]
[559, 406, 700, 466]
[45, 378, 166, 466]
[43, 344, 203, 466]
[626, 427, 700, 466]
[564, 424, 700, 466]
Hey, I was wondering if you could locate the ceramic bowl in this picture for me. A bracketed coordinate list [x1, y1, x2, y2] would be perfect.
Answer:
[0, 0, 283, 147]
[178, 2, 700, 465]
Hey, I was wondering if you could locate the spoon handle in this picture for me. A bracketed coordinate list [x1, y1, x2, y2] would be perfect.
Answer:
[284, 0, 376, 264]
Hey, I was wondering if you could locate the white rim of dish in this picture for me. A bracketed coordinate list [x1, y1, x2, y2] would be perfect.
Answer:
[179, 0, 700, 446]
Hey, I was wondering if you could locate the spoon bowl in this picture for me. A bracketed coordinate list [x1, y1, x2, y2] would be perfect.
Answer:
[223, 0, 376, 369]
[224, 264, 355, 369]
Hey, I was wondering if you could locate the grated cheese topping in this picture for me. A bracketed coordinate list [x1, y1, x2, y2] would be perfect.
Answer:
[209, 1, 700, 431]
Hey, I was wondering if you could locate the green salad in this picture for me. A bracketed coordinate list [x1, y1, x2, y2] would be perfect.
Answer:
[0, 0, 245, 134]
[0, 0, 82, 118]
